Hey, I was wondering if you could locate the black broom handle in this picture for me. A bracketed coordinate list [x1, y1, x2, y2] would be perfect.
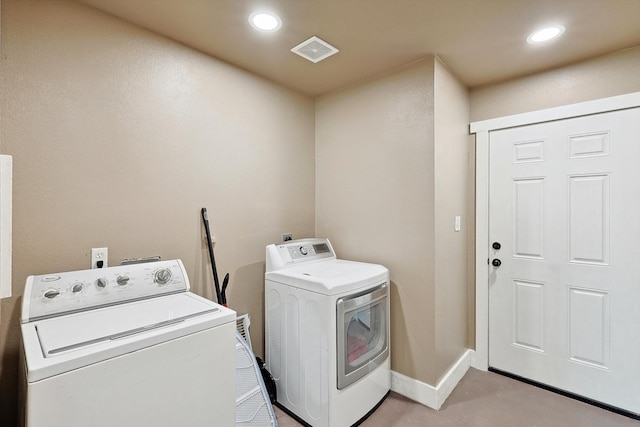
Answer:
[201, 208, 222, 304]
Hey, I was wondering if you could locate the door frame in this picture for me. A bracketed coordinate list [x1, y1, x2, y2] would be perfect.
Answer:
[469, 91, 640, 370]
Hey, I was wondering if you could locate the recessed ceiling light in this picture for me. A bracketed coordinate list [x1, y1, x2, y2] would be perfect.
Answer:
[527, 25, 565, 44]
[249, 12, 282, 32]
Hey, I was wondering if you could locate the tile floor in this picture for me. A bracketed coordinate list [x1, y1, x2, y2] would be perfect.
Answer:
[274, 368, 640, 426]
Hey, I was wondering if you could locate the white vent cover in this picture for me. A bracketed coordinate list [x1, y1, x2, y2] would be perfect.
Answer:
[236, 313, 252, 349]
[291, 36, 339, 63]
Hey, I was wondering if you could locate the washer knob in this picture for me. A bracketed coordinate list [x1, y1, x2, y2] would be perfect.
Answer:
[299, 246, 308, 256]
[116, 275, 130, 286]
[95, 278, 108, 289]
[71, 283, 84, 293]
[44, 289, 60, 299]
[154, 268, 172, 285]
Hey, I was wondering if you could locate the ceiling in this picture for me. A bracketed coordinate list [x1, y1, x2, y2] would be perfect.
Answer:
[74, 0, 640, 97]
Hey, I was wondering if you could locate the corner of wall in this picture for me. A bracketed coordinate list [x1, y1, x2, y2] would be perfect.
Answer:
[432, 58, 472, 376]
[391, 349, 474, 410]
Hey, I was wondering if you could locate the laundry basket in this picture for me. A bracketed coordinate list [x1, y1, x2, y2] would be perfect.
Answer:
[235, 332, 278, 426]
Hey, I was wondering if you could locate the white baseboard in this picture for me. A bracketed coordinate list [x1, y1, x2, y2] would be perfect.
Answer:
[390, 349, 474, 410]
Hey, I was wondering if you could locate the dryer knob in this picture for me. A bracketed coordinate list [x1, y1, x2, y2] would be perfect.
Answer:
[95, 278, 108, 289]
[299, 246, 308, 256]
[71, 283, 84, 293]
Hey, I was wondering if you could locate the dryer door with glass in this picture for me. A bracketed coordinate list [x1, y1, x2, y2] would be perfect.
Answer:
[337, 282, 389, 389]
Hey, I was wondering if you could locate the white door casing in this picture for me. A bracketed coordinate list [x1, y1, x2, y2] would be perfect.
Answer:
[470, 92, 640, 413]
[488, 108, 640, 414]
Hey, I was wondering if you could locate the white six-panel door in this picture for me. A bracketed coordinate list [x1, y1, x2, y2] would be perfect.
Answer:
[489, 107, 640, 414]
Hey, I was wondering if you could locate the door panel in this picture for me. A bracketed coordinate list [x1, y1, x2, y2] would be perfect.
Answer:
[568, 174, 610, 264]
[489, 108, 640, 414]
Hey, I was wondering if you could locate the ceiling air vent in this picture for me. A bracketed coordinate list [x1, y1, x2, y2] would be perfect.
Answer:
[291, 36, 339, 63]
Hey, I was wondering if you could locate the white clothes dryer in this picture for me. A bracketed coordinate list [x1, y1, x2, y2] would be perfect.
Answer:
[265, 238, 390, 427]
[19, 260, 236, 427]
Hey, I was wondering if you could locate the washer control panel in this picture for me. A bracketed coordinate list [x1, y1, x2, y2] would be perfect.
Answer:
[22, 259, 189, 322]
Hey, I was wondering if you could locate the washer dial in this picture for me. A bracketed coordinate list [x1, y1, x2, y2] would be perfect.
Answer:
[154, 268, 173, 285]
[43, 289, 60, 299]
[116, 275, 130, 286]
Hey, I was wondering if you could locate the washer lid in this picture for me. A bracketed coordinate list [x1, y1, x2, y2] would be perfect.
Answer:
[265, 259, 388, 295]
[22, 292, 235, 382]
[36, 293, 219, 357]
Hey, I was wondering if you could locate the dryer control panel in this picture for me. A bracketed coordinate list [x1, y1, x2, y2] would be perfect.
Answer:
[21, 259, 189, 322]
[287, 241, 331, 259]
[266, 238, 336, 271]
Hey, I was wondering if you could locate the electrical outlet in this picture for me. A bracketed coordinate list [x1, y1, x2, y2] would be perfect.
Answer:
[282, 233, 293, 242]
[91, 247, 108, 269]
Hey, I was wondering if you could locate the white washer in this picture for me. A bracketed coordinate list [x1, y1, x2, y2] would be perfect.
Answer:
[19, 259, 236, 427]
[265, 238, 390, 427]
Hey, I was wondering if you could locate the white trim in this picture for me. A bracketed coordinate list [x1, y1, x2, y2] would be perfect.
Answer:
[470, 92, 640, 133]
[472, 132, 489, 371]
[0, 155, 12, 299]
[469, 92, 640, 373]
[391, 349, 474, 410]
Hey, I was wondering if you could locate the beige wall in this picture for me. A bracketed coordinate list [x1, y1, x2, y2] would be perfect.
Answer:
[316, 58, 437, 384]
[0, 0, 315, 424]
[470, 46, 640, 122]
[433, 59, 472, 377]
[316, 57, 471, 385]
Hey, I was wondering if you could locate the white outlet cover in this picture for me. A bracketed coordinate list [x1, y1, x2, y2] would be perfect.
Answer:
[91, 247, 108, 268]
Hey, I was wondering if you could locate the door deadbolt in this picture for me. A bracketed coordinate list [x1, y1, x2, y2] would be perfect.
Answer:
[492, 242, 501, 250]
[492, 259, 502, 267]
